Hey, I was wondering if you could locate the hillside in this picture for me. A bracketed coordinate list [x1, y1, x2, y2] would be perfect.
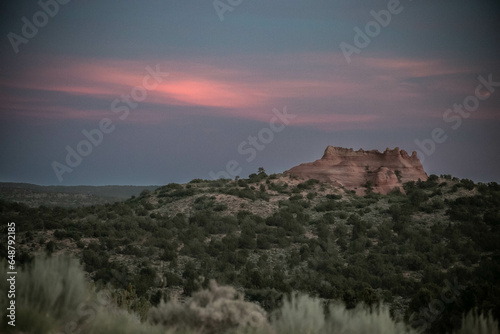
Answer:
[1, 172, 499, 333]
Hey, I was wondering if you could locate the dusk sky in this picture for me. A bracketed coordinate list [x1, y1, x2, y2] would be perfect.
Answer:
[1, 0, 499, 186]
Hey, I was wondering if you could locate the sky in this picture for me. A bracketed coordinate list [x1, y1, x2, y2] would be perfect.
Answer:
[0, 0, 499, 186]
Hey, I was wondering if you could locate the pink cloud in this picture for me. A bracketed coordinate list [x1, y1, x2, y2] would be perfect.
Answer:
[152, 79, 266, 108]
[1, 53, 496, 128]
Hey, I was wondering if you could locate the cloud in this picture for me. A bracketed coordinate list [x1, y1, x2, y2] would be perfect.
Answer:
[1, 52, 496, 129]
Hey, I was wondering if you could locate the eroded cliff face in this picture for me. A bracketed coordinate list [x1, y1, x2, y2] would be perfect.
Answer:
[286, 146, 428, 195]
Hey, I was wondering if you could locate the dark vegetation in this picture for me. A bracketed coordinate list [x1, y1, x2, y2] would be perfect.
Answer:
[0, 182, 158, 207]
[1, 172, 499, 333]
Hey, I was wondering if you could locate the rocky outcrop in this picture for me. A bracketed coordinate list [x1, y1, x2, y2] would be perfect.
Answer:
[286, 146, 428, 195]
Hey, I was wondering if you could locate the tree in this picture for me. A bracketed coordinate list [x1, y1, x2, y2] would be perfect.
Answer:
[45, 241, 56, 255]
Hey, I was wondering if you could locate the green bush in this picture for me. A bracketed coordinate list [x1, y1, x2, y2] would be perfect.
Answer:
[314, 200, 338, 212]
[297, 179, 320, 190]
[45, 240, 56, 254]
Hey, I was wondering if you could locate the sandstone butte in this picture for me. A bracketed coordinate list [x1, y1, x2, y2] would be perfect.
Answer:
[285, 146, 428, 195]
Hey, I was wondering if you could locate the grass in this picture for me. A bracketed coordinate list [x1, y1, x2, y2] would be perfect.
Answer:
[455, 310, 499, 334]
[327, 304, 416, 334]
[271, 294, 326, 334]
[1, 254, 499, 333]
[1, 255, 89, 333]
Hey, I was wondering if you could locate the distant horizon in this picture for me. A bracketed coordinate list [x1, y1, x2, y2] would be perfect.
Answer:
[2, 143, 499, 187]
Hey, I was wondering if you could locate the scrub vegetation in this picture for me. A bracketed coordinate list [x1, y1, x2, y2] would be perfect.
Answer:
[1, 171, 499, 333]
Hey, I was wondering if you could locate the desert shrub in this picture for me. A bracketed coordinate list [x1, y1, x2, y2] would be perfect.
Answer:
[112, 202, 134, 216]
[149, 280, 269, 333]
[1, 255, 88, 333]
[111, 285, 151, 322]
[307, 192, 317, 200]
[158, 188, 196, 199]
[222, 188, 261, 201]
[139, 189, 152, 198]
[297, 179, 320, 190]
[333, 222, 346, 238]
[388, 204, 413, 223]
[239, 232, 257, 250]
[408, 189, 429, 207]
[256, 234, 272, 249]
[85, 307, 164, 334]
[320, 212, 336, 224]
[165, 272, 183, 287]
[160, 183, 184, 191]
[484, 210, 500, 226]
[314, 200, 338, 212]
[271, 294, 326, 334]
[289, 194, 303, 201]
[446, 196, 489, 224]
[193, 195, 216, 210]
[454, 310, 499, 334]
[268, 181, 289, 194]
[248, 168, 267, 182]
[182, 238, 207, 256]
[213, 203, 228, 212]
[459, 178, 475, 190]
[325, 194, 341, 200]
[337, 211, 348, 219]
[429, 188, 443, 197]
[265, 210, 305, 237]
[121, 244, 145, 257]
[136, 208, 148, 216]
[82, 248, 109, 272]
[54, 229, 67, 239]
[326, 304, 416, 334]
[245, 288, 283, 312]
[45, 240, 56, 254]
[161, 246, 178, 262]
[134, 267, 157, 295]
[271, 294, 416, 334]
[1, 255, 162, 333]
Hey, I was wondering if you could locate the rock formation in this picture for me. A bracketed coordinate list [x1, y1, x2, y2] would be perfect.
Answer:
[285, 146, 428, 195]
